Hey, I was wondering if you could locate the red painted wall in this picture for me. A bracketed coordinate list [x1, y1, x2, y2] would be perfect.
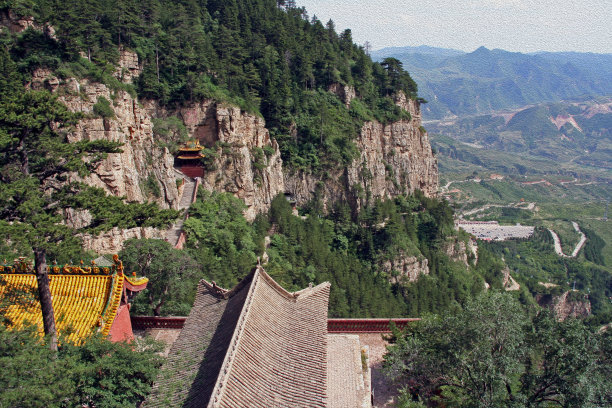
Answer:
[109, 305, 134, 343]
[179, 165, 204, 178]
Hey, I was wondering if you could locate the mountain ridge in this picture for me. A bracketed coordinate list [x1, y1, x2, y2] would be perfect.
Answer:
[372, 45, 612, 120]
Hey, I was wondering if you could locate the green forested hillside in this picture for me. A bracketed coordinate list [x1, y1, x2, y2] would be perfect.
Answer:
[3, 0, 416, 171]
[1, 2, 610, 407]
[123, 190, 494, 318]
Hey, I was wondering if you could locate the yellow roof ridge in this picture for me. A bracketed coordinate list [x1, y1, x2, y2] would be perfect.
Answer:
[99, 273, 124, 337]
[125, 275, 149, 287]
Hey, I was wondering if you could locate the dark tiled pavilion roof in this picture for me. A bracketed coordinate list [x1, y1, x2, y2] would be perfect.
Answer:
[146, 266, 330, 408]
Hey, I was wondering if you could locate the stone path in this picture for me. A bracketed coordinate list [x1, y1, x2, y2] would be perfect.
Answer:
[165, 178, 197, 246]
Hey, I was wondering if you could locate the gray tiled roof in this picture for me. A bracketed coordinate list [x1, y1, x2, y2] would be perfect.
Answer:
[327, 334, 370, 408]
[146, 266, 331, 408]
[145, 274, 252, 408]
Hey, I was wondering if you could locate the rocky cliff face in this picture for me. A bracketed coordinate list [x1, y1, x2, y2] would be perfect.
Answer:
[28, 46, 438, 252]
[285, 93, 438, 213]
[26, 51, 181, 252]
[0, 8, 55, 37]
[31, 52, 182, 211]
[329, 83, 356, 108]
[536, 291, 592, 321]
[382, 252, 429, 285]
[172, 100, 285, 221]
[443, 237, 478, 268]
[38, 49, 283, 251]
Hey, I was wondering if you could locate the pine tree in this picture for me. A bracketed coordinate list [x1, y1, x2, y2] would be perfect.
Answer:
[0, 49, 175, 349]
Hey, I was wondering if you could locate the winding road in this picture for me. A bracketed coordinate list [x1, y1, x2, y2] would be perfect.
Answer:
[459, 201, 535, 218]
[548, 221, 587, 258]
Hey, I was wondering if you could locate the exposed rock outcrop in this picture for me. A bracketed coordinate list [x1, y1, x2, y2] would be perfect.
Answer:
[26, 68, 60, 92]
[27, 57, 181, 252]
[177, 101, 285, 221]
[383, 252, 429, 284]
[501, 267, 520, 291]
[329, 83, 356, 108]
[536, 291, 592, 321]
[113, 48, 142, 83]
[58, 80, 181, 210]
[285, 94, 438, 213]
[79, 227, 165, 254]
[443, 237, 477, 268]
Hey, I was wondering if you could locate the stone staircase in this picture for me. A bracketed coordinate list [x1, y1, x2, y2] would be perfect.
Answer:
[165, 177, 197, 246]
[178, 178, 197, 210]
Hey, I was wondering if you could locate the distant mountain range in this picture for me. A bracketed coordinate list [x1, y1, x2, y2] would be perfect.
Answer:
[372, 46, 612, 120]
[428, 97, 612, 179]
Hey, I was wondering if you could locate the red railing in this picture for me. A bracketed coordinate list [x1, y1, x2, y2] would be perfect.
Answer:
[131, 316, 420, 332]
[327, 318, 420, 333]
[131, 316, 186, 330]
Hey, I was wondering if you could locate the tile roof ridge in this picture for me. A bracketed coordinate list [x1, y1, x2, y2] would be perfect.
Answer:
[257, 266, 331, 301]
[292, 281, 332, 299]
[99, 273, 124, 337]
[206, 267, 262, 408]
[200, 269, 256, 300]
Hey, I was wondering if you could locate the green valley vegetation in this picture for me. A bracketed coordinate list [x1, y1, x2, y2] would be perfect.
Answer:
[432, 106, 611, 326]
[481, 230, 611, 326]
[429, 98, 612, 178]
[3, 0, 418, 172]
[122, 189, 500, 318]
[383, 292, 611, 407]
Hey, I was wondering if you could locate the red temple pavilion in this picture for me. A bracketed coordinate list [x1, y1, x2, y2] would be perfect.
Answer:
[175, 139, 205, 178]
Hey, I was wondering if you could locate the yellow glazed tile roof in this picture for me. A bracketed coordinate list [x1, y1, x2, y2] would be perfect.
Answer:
[125, 275, 149, 287]
[0, 273, 124, 344]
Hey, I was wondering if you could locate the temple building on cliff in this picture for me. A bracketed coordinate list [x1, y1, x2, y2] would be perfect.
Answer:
[0, 255, 147, 344]
[145, 265, 371, 408]
[175, 139, 205, 178]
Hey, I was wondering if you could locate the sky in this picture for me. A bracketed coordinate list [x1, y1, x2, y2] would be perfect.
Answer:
[298, 0, 612, 54]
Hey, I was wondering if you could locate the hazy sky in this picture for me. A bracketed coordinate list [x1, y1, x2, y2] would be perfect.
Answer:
[298, 0, 612, 54]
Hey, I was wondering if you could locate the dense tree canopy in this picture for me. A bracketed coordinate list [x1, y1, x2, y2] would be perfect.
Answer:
[384, 292, 611, 407]
[120, 239, 200, 316]
[0, 325, 163, 408]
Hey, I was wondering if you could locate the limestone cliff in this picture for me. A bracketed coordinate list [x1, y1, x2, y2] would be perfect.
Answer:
[383, 252, 429, 285]
[27, 48, 437, 252]
[536, 291, 592, 321]
[285, 92, 438, 212]
[30, 49, 283, 250]
[173, 101, 284, 221]
[25, 53, 182, 252]
[29, 55, 181, 211]
[443, 237, 478, 268]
